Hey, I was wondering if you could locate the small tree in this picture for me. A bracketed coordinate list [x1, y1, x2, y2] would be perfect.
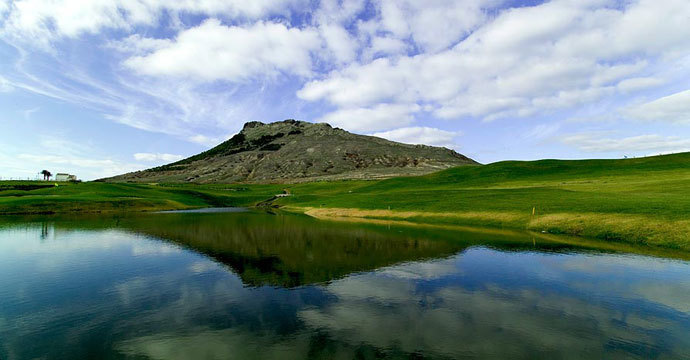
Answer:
[40, 170, 52, 181]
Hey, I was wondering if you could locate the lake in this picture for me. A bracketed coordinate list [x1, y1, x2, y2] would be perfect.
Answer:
[0, 210, 688, 359]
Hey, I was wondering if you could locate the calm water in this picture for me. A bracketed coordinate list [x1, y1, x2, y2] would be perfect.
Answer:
[0, 211, 688, 359]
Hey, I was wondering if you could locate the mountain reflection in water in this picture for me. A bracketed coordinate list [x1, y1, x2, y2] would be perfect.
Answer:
[0, 211, 688, 359]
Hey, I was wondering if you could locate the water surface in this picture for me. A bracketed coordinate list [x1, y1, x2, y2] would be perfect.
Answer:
[0, 211, 688, 359]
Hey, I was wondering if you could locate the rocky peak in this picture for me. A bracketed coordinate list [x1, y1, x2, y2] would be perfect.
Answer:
[106, 119, 478, 183]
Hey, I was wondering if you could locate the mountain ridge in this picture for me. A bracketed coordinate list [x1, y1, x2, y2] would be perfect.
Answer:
[105, 119, 478, 183]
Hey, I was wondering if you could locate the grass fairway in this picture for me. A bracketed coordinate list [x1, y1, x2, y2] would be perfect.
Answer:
[1, 152, 689, 249]
[278, 152, 690, 250]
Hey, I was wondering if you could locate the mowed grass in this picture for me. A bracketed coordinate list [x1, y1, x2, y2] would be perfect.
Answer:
[278, 153, 690, 249]
[1, 152, 689, 249]
[0, 182, 283, 214]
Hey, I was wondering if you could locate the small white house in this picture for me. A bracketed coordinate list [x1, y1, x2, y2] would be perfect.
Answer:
[55, 173, 77, 182]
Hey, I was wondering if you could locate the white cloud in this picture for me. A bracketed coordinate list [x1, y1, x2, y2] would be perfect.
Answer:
[124, 19, 321, 81]
[367, 36, 408, 58]
[317, 103, 420, 132]
[3, 0, 125, 43]
[377, 0, 494, 52]
[624, 89, 690, 124]
[561, 133, 690, 154]
[297, 57, 408, 107]
[188, 134, 223, 146]
[371, 127, 460, 148]
[107, 34, 172, 55]
[377, 0, 408, 38]
[318, 23, 358, 64]
[0, 75, 13, 92]
[2, 0, 690, 153]
[312, 0, 365, 64]
[4, 45, 263, 145]
[1, 0, 304, 44]
[299, 0, 690, 123]
[616, 77, 665, 93]
[133, 153, 184, 162]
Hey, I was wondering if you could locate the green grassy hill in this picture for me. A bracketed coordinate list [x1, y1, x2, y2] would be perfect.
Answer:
[286, 152, 690, 216]
[278, 152, 690, 249]
[1, 152, 689, 249]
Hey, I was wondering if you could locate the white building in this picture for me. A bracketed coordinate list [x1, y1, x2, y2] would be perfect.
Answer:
[55, 173, 77, 182]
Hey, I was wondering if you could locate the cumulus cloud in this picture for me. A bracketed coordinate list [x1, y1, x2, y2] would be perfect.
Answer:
[1, 0, 689, 156]
[299, 0, 690, 123]
[305, 0, 366, 64]
[1, 0, 304, 45]
[318, 23, 358, 64]
[624, 89, 690, 124]
[317, 103, 420, 132]
[561, 133, 690, 154]
[124, 19, 321, 81]
[133, 153, 184, 162]
[365, 36, 408, 58]
[375, 0, 494, 52]
[371, 127, 460, 148]
[297, 57, 407, 107]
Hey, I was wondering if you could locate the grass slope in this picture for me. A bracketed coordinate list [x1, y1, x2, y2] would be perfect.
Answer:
[278, 152, 690, 249]
[1, 152, 689, 249]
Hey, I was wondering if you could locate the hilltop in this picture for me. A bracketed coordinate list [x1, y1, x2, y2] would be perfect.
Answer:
[106, 120, 477, 183]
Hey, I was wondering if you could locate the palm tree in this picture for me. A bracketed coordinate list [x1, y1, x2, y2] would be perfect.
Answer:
[40, 170, 52, 181]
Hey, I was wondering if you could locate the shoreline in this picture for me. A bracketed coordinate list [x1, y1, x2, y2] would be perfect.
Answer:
[1, 203, 689, 254]
[285, 206, 690, 252]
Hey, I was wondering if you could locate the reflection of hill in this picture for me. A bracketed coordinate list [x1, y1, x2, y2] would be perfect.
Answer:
[117, 212, 466, 287]
[2, 211, 687, 288]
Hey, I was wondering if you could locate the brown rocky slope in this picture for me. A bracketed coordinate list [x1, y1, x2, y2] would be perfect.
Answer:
[105, 120, 478, 183]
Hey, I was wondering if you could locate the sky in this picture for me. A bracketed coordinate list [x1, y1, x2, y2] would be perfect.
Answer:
[0, 0, 689, 180]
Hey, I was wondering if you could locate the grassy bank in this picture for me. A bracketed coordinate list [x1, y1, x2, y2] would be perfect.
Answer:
[277, 152, 690, 250]
[1, 152, 689, 249]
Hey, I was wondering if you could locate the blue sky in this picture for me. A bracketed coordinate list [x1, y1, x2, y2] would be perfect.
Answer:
[0, 0, 689, 180]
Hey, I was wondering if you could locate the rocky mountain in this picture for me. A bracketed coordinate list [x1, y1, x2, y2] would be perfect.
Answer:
[106, 120, 478, 183]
